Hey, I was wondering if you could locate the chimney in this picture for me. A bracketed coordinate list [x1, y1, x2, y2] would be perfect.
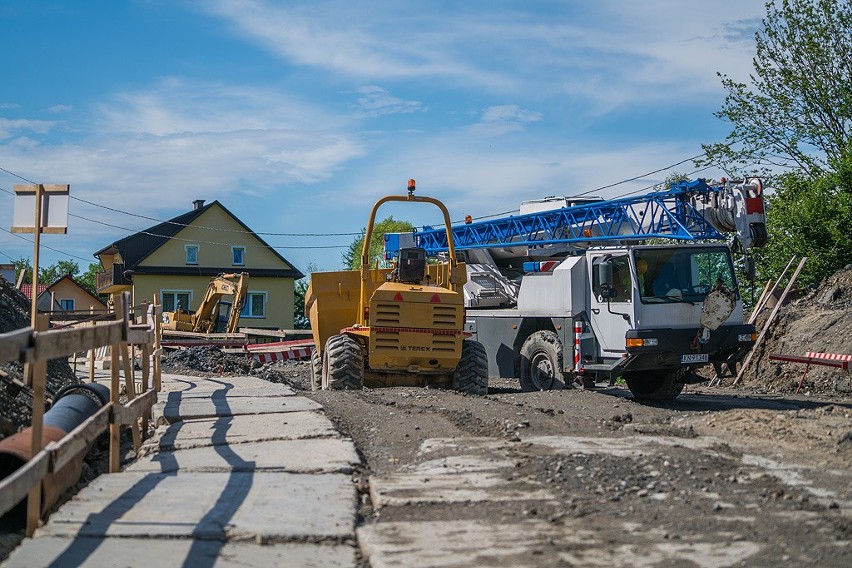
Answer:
[193, 199, 205, 210]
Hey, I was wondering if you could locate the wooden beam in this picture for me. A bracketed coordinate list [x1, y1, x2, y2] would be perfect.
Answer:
[112, 389, 157, 426]
[33, 321, 123, 361]
[0, 451, 50, 519]
[0, 328, 31, 364]
[127, 327, 154, 345]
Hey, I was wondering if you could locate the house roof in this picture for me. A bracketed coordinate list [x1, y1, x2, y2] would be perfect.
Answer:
[94, 200, 304, 279]
[19, 283, 49, 300]
[42, 274, 107, 308]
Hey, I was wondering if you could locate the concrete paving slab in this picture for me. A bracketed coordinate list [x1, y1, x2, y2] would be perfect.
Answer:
[154, 395, 321, 423]
[38, 471, 356, 541]
[126, 438, 360, 474]
[370, 470, 555, 507]
[357, 520, 763, 568]
[3, 537, 356, 568]
[162, 386, 297, 399]
[140, 412, 339, 452]
[158, 374, 292, 394]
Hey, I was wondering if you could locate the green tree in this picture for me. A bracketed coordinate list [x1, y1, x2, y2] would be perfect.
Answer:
[700, 0, 851, 177]
[753, 152, 852, 286]
[38, 260, 79, 286]
[76, 263, 103, 296]
[342, 216, 415, 270]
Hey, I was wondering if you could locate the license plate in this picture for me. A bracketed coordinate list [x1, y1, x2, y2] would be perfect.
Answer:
[681, 353, 709, 364]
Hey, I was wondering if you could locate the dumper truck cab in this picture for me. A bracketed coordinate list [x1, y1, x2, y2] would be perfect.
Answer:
[305, 180, 489, 394]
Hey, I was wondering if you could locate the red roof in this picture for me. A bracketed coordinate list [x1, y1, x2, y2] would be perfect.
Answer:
[18, 283, 49, 299]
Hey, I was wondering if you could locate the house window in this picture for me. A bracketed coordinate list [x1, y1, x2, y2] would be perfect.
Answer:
[162, 291, 192, 312]
[232, 246, 245, 266]
[240, 292, 267, 318]
[185, 245, 199, 265]
[59, 298, 75, 311]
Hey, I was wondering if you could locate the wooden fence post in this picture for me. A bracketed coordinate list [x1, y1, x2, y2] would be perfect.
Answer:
[25, 314, 49, 536]
[140, 300, 150, 440]
[153, 294, 162, 392]
[109, 294, 121, 473]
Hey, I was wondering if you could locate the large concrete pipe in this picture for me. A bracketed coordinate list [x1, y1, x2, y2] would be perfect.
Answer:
[0, 382, 111, 528]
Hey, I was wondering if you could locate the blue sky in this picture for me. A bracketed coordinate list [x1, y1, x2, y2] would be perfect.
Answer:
[0, 0, 767, 276]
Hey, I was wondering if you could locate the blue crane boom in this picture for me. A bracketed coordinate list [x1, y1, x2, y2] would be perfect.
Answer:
[387, 178, 766, 256]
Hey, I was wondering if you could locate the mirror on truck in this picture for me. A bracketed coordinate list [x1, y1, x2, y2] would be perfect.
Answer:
[597, 260, 615, 299]
[742, 256, 756, 282]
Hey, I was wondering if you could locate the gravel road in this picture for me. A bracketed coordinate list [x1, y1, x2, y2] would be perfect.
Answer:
[292, 366, 852, 566]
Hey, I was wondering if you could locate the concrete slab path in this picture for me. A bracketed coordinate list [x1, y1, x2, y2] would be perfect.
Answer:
[2, 374, 361, 568]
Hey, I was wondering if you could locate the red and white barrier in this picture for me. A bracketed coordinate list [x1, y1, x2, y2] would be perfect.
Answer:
[805, 351, 852, 362]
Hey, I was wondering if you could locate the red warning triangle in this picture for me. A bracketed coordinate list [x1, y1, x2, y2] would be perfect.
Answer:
[393, 292, 404, 302]
[430, 293, 442, 303]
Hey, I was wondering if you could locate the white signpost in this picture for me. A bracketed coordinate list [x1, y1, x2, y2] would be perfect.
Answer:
[10, 183, 70, 535]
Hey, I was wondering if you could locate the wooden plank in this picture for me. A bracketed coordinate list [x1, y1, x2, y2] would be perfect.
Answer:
[33, 321, 123, 361]
[12, 183, 69, 193]
[46, 404, 112, 473]
[0, 327, 31, 364]
[734, 257, 808, 386]
[127, 327, 154, 345]
[0, 451, 50, 519]
[112, 389, 157, 426]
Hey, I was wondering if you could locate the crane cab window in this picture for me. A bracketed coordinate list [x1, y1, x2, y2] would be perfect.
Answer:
[635, 247, 736, 303]
[592, 255, 632, 303]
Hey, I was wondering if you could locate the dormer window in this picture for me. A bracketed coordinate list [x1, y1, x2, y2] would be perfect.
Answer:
[185, 245, 199, 265]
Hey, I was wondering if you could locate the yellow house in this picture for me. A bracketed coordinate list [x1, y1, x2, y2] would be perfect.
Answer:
[95, 200, 304, 330]
[38, 275, 108, 313]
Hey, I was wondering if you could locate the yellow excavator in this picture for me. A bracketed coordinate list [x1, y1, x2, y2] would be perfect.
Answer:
[305, 180, 488, 394]
[162, 272, 249, 334]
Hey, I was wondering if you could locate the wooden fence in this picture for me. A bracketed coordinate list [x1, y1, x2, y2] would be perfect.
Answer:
[0, 292, 162, 536]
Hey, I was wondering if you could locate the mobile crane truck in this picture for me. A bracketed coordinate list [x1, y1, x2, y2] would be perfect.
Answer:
[304, 180, 488, 394]
[385, 178, 767, 400]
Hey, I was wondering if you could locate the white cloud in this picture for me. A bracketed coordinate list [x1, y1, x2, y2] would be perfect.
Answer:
[470, 105, 542, 135]
[197, 0, 766, 113]
[47, 104, 73, 114]
[0, 118, 57, 140]
[354, 86, 425, 117]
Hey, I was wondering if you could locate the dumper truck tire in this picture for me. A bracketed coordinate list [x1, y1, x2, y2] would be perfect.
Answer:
[624, 370, 684, 401]
[452, 339, 489, 395]
[323, 334, 364, 390]
[519, 331, 565, 392]
[310, 348, 322, 391]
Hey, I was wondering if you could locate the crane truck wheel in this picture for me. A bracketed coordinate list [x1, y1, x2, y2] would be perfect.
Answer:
[452, 339, 489, 395]
[519, 331, 566, 392]
[624, 370, 684, 401]
[310, 348, 322, 391]
[323, 334, 365, 390]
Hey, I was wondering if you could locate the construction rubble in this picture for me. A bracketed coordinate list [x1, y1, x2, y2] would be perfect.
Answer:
[746, 265, 852, 396]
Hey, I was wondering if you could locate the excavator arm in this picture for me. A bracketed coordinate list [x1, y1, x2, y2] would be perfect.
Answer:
[189, 272, 250, 333]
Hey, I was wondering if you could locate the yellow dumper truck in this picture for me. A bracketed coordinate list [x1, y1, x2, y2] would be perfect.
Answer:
[305, 180, 488, 394]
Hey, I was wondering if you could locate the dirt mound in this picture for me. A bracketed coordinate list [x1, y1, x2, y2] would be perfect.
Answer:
[745, 265, 852, 396]
[160, 346, 311, 389]
[0, 278, 78, 439]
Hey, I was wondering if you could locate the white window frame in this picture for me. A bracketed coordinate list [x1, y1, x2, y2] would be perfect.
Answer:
[185, 244, 199, 265]
[240, 291, 267, 318]
[161, 290, 193, 312]
[59, 298, 75, 311]
[231, 246, 246, 266]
